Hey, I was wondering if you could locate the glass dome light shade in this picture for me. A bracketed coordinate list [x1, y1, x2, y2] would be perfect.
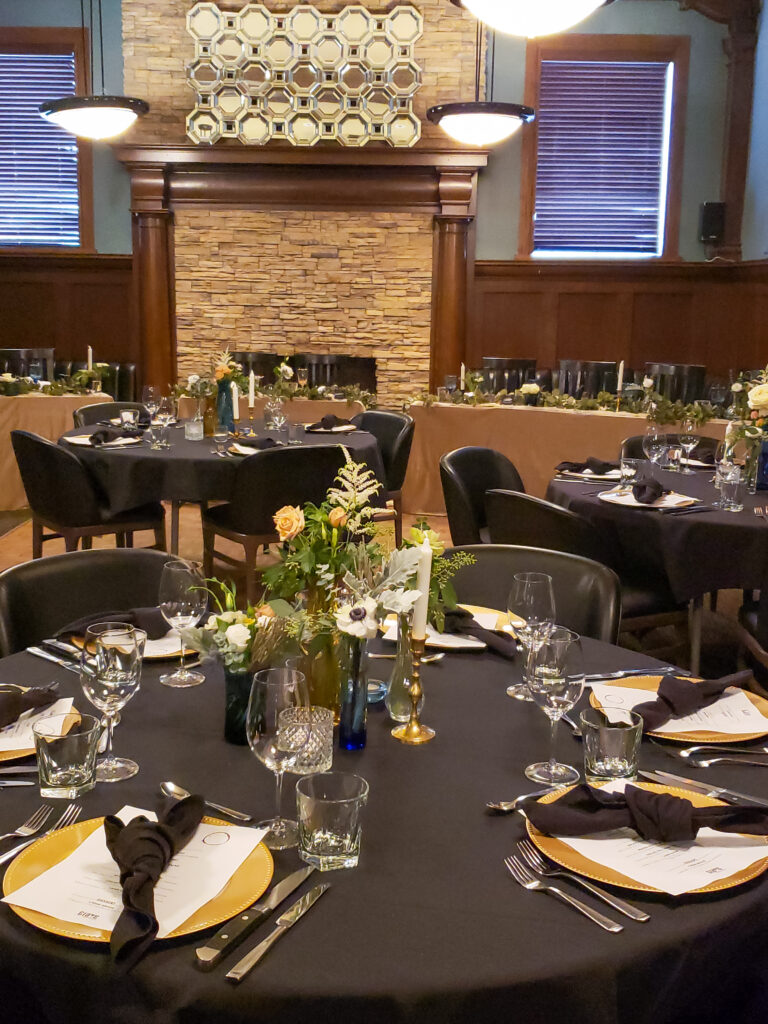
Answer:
[427, 102, 534, 146]
[456, 0, 612, 38]
[39, 95, 150, 140]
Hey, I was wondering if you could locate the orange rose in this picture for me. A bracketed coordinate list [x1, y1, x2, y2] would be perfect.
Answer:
[255, 603, 275, 619]
[214, 365, 230, 380]
[328, 507, 347, 528]
[274, 505, 305, 541]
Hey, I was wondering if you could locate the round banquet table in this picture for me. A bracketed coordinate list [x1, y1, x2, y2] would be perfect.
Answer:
[58, 424, 385, 518]
[547, 467, 768, 604]
[1, 641, 768, 1024]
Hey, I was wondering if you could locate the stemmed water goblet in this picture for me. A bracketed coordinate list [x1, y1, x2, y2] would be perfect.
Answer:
[79, 622, 142, 782]
[641, 425, 668, 467]
[246, 668, 310, 850]
[525, 627, 585, 784]
[296, 367, 309, 388]
[679, 417, 699, 474]
[506, 573, 556, 702]
[155, 395, 175, 448]
[158, 560, 207, 687]
[141, 384, 162, 449]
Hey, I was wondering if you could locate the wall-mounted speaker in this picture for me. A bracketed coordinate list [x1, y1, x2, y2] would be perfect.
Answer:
[699, 202, 726, 245]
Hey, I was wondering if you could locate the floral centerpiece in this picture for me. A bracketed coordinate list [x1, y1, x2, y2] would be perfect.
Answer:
[725, 366, 768, 491]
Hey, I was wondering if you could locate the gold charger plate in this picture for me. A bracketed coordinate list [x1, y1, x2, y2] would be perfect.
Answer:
[3, 815, 274, 942]
[68, 634, 195, 663]
[0, 684, 75, 763]
[597, 489, 697, 509]
[527, 782, 768, 895]
[381, 604, 523, 640]
[589, 675, 768, 743]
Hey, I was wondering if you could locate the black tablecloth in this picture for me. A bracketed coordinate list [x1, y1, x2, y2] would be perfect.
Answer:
[58, 427, 385, 516]
[1, 642, 768, 1024]
[547, 468, 768, 602]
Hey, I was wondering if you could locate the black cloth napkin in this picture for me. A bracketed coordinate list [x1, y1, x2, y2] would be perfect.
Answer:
[104, 795, 205, 970]
[633, 669, 753, 731]
[555, 457, 620, 475]
[89, 426, 142, 446]
[631, 473, 669, 505]
[306, 414, 355, 432]
[443, 608, 517, 660]
[524, 783, 768, 843]
[235, 436, 280, 450]
[0, 683, 59, 730]
[55, 607, 170, 641]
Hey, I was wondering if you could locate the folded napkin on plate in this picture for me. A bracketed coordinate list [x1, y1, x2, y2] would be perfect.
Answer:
[0, 683, 59, 730]
[89, 427, 141, 446]
[442, 608, 516, 660]
[234, 436, 279, 450]
[687, 449, 715, 465]
[634, 669, 753, 731]
[524, 783, 768, 843]
[631, 474, 669, 505]
[104, 795, 204, 969]
[55, 607, 169, 641]
[555, 457, 620, 475]
[305, 414, 355, 433]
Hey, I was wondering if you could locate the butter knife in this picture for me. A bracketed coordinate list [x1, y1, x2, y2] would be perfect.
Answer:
[25, 647, 80, 674]
[0, 780, 35, 787]
[0, 766, 38, 775]
[638, 769, 768, 808]
[195, 865, 314, 970]
[226, 884, 330, 983]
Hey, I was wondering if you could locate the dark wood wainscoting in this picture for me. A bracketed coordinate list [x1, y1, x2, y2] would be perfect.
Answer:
[0, 254, 134, 364]
[471, 261, 768, 377]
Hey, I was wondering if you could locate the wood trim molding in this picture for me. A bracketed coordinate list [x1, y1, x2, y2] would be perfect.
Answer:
[517, 34, 690, 261]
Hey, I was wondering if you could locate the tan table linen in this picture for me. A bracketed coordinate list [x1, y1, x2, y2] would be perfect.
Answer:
[0, 393, 112, 511]
[401, 403, 728, 516]
[176, 396, 364, 423]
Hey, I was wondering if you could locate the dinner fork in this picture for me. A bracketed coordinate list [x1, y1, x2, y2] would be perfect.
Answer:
[517, 839, 649, 921]
[0, 805, 52, 844]
[503, 855, 623, 932]
[754, 507, 766, 523]
[0, 803, 81, 867]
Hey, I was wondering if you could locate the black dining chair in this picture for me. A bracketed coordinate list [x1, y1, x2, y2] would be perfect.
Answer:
[0, 347, 55, 380]
[440, 447, 525, 546]
[11, 431, 166, 558]
[73, 402, 149, 428]
[351, 410, 414, 545]
[645, 363, 707, 404]
[202, 445, 348, 604]
[0, 548, 170, 658]
[444, 544, 621, 644]
[482, 357, 537, 393]
[619, 434, 720, 460]
[736, 594, 768, 696]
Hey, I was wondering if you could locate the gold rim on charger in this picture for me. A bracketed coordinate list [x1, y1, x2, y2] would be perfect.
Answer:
[589, 675, 768, 743]
[597, 489, 697, 509]
[381, 604, 522, 638]
[2, 815, 274, 942]
[68, 633, 196, 663]
[527, 782, 768, 894]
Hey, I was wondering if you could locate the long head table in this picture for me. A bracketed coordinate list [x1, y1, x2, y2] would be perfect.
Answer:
[1, 640, 767, 1023]
[176, 396, 365, 424]
[402, 403, 729, 517]
[0, 393, 112, 511]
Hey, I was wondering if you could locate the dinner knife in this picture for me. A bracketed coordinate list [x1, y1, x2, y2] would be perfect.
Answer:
[25, 647, 80, 674]
[0, 766, 38, 775]
[41, 639, 81, 660]
[0, 780, 35, 788]
[226, 884, 331, 983]
[194, 864, 315, 970]
[638, 770, 768, 809]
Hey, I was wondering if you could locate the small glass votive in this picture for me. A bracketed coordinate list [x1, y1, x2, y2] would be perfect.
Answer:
[580, 707, 643, 785]
[436, 387, 450, 403]
[33, 713, 101, 798]
[283, 706, 334, 774]
[120, 409, 139, 429]
[721, 468, 745, 512]
[287, 423, 304, 445]
[666, 444, 683, 472]
[619, 457, 640, 487]
[296, 771, 369, 870]
[184, 417, 204, 441]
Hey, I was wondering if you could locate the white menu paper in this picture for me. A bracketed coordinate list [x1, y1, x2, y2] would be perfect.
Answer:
[0, 698, 74, 752]
[591, 683, 768, 735]
[3, 806, 267, 937]
[143, 634, 184, 658]
[382, 612, 498, 650]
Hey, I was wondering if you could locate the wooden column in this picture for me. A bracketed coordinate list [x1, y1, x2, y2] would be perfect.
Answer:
[431, 216, 471, 390]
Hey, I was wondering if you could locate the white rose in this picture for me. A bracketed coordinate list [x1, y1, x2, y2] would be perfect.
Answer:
[520, 382, 540, 395]
[0, 373, 15, 382]
[218, 610, 238, 623]
[203, 613, 219, 630]
[731, 382, 743, 393]
[317, 385, 326, 394]
[643, 376, 654, 389]
[224, 623, 251, 650]
[279, 364, 294, 380]
[188, 374, 200, 386]
[747, 382, 768, 411]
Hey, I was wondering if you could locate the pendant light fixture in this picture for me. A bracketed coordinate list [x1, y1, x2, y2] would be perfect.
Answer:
[39, 0, 148, 141]
[450, 0, 615, 39]
[427, 23, 534, 146]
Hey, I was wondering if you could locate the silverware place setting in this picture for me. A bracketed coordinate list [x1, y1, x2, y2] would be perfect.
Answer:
[584, 666, 690, 682]
[0, 805, 52, 843]
[486, 785, 564, 815]
[160, 781, 255, 823]
[0, 803, 81, 867]
[504, 854, 624, 933]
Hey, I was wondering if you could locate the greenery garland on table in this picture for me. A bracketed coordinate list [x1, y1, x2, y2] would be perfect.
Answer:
[0, 373, 99, 397]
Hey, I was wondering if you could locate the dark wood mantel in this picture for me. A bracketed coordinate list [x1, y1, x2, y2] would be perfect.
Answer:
[114, 144, 488, 389]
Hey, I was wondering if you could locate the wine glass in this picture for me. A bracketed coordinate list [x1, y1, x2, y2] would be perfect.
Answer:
[506, 573, 556, 702]
[158, 560, 207, 687]
[155, 395, 175, 448]
[297, 367, 309, 388]
[79, 622, 141, 782]
[525, 627, 585, 784]
[678, 417, 699, 474]
[141, 384, 161, 419]
[212, 421, 230, 457]
[246, 668, 310, 850]
[712, 441, 732, 508]
[641, 425, 668, 466]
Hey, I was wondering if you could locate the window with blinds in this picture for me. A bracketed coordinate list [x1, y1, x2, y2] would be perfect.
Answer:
[532, 59, 674, 258]
[0, 50, 81, 247]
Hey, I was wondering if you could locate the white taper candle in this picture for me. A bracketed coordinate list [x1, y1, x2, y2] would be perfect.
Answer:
[411, 539, 433, 641]
[231, 380, 240, 421]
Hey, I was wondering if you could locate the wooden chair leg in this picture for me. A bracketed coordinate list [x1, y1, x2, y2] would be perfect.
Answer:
[710, 591, 718, 612]
[170, 501, 181, 556]
[64, 532, 78, 552]
[202, 524, 215, 578]
[245, 539, 259, 606]
[393, 491, 403, 547]
[81, 536, 93, 550]
[154, 520, 167, 552]
[116, 532, 126, 548]
[32, 520, 43, 559]
[125, 532, 134, 548]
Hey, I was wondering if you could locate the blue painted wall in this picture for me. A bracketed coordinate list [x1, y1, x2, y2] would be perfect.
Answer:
[743, 6, 768, 261]
[0, 0, 132, 253]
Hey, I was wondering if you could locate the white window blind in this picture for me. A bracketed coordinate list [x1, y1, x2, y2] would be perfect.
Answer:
[0, 51, 80, 247]
[532, 60, 673, 258]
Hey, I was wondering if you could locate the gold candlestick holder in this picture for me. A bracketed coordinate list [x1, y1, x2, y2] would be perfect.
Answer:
[391, 635, 435, 745]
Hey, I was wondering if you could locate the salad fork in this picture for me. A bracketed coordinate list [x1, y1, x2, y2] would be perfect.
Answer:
[517, 839, 649, 921]
[0, 805, 52, 844]
[0, 803, 81, 867]
[504, 854, 623, 932]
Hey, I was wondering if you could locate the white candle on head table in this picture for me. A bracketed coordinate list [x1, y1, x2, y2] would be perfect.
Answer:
[87, 346, 93, 371]
[231, 381, 240, 421]
[411, 539, 433, 641]
[460, 363, 466, 391]
[248, 370, 255, 408]
[617, 360, 624, 395]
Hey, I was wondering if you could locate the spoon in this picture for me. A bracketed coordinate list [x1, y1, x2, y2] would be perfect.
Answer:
[160, 781, 255, 823]
[561, 712, 582, 738]
[686, 755, 768, 769]
[486, 785, 564, 815]
[678, 743, 768, 759]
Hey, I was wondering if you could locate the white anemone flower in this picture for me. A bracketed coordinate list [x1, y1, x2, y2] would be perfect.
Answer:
[335, 596, 379, 639]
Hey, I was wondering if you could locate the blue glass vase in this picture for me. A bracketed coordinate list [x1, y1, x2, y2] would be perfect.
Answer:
[757, 440, 768, 492]
[339, 636, 367, 751]
[224, 667, 252, 745]
[216, 380, 235, 432]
